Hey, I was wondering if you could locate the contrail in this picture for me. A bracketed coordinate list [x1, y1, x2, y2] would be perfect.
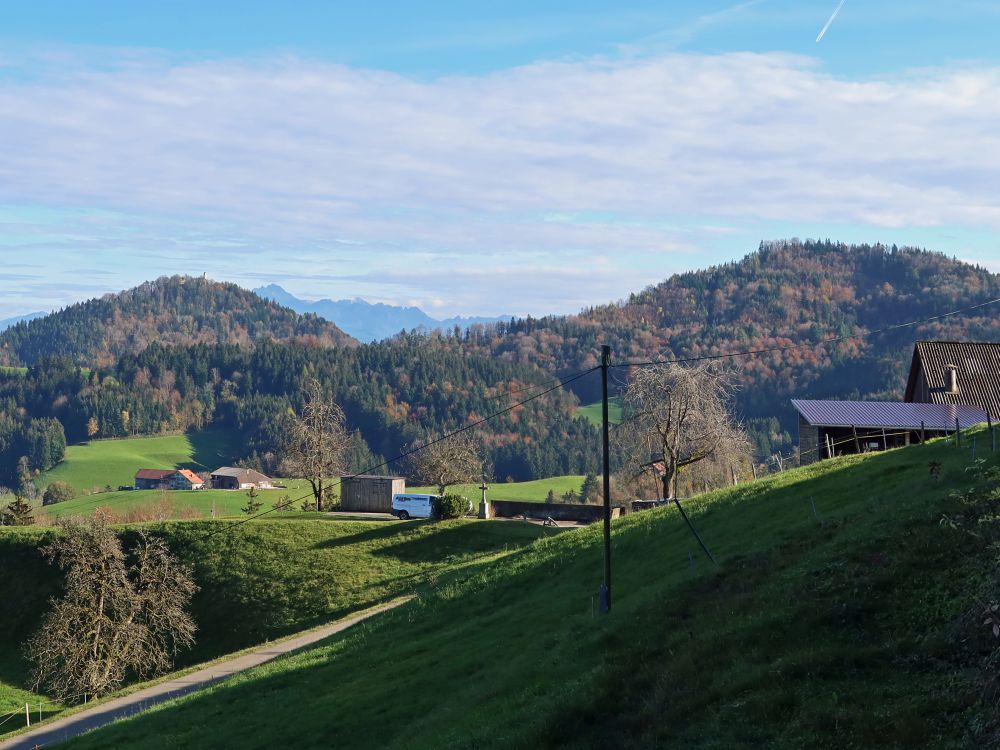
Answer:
[816, 0, 846, 42]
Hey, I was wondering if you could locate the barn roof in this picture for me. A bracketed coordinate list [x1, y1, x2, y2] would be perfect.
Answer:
[175, 469, 203, 483]
[904, 340, 1000, 419]
[791, 399, 989, 431]
[135, 469, 174, 480]
[210, 466, 271, 481]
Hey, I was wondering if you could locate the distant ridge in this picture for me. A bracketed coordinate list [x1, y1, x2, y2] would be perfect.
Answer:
[0, 311, 46, 331]
[253, 284, 511, 343]
[0, 276, 357, 367]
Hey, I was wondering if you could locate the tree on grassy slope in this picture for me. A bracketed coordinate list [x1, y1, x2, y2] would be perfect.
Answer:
[618, 362, 750, 500]
[280, 379, 350, 512]
[25, 515, 197, 702]
[410, 431, 485, 497]
[1, 493, 34, 525]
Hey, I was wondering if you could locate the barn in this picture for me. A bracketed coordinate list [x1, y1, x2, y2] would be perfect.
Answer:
[210, 467, 273, 490]
[169, 469, 205, 490]
[793, 399, 989, 464]
[340, 475, 405, 513]
[904, 340, 1000, 420]
[134, 469, 174, 490]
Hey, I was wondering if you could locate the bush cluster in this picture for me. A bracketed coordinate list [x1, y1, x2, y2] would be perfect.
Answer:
[435, 494, 470, 520]
[42, 481, 77, 505]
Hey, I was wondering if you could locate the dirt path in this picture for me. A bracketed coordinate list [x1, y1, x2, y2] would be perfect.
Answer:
[0, 598, 411, 749]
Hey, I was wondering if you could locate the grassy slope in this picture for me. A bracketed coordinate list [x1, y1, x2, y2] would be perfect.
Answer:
[0, 518, 552, 734]
[63, 428, 1000, 750]
[410, 475, 585, 503]
[37, 430, 238, 493]
[578, 397, 622, 426]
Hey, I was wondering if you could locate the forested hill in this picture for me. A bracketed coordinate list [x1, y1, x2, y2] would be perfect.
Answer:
[456, 241, 1000, 455]
[0, 276, 357, 367]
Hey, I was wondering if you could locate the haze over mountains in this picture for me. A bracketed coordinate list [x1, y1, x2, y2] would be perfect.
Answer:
[253, 284, 512, 343]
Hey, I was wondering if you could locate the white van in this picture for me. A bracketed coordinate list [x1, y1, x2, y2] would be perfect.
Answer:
[392, 493, 438, 520]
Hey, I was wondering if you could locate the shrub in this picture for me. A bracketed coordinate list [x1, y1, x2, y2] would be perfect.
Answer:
[436, 494, 470, 520]
[43, 481, 77, 505]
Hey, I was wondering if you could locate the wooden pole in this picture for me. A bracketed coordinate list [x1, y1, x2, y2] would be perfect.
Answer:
[852, 425, 860, 453]
[920, 421, 925, 444]
[825, 433, 833, 459]
[751, 463, 758, 481]
[881, 427, 888, 450]
[956, 417, 961, 448]
[600, 345, 612, 614]
[25, 703, 30, 727]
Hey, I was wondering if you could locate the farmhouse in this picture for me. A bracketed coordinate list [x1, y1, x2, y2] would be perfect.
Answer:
[340, 475, 405, 513]
[210, 466, 273, 490]
[169, 469, 205, 490]
[795, 339, 998, 464]
[904, 340, 1000, 420]
[134, 468, 174, 490]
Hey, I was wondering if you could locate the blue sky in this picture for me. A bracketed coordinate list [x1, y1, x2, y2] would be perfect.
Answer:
[0, 1, 998, 318]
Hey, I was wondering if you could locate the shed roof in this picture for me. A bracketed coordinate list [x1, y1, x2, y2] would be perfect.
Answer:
[340, 475, 405, 481]
[904, 340, 1000, 419]
[791, 399, 989, 431]
[135, 469, 174, 480]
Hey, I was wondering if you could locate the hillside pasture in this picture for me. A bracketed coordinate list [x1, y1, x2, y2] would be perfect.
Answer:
[0, 517, 553, 736]
[577, 397, 622, 426]
[57, 428, 1000, 749]
[35, 430, 239, 493]
[410, 474, 585, 503]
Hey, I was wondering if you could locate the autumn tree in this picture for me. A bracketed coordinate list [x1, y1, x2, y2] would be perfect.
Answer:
[280, 379, 350, 512]
[409, 431, 484, 497]
[86, 417, 99, 440]
[25, 516, 197, 701]
[617, 362, 750, 500]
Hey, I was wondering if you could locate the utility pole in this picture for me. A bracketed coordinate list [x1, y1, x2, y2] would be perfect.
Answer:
[600, 344, 612, 614]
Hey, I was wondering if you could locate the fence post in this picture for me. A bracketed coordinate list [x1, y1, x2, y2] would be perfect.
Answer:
[751, 463, 758, 481]
[25, 703, 30, 727]
[920, 421, 926, 444]
[956, 417, 961, 448]
[852, 425, 860, 453]
[825, 433, 833, 459]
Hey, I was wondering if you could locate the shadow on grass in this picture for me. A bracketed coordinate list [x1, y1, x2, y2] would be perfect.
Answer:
[184, 428, 239, 472]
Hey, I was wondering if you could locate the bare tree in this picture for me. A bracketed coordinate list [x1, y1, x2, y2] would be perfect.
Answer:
[281, 379, 350, 512]
[25, 516, 197, 702]
[410, 431, 485, 497]
[617, 362, 748, 500]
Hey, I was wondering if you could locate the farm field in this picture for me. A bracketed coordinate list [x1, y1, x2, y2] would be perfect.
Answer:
[0, 517, 554, 737]
[409, 475, 585, 503]
[35, 430, 239, 493]
[57, 428, 1000, 749]
[577, 397, 622, 426]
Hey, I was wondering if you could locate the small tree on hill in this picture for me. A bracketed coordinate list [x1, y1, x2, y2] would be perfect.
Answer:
[410, 431, 484, 497]
[1, 494, 34, 526]
[281, 379, 350, 512]
[617, 361, 749, 500]
[545, 489, 557, 503]
[580, 473, 600, 503]
[25, 516, 197, 702]
[242, 487, 263, 515]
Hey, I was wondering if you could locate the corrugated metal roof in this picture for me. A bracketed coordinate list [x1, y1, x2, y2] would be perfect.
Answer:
[210, 466, 271, 481]
[791, 399, 989, 430]
[905, 340, 1000, 420]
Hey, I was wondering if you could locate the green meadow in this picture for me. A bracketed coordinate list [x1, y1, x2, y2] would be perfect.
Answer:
[36, 430, 239, 493]
[53, 427, 1000, 749]
[577, 397, 622, 426]
[0, 518, 553, 737]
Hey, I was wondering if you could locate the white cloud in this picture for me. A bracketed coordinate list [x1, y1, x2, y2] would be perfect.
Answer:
[0, 49, 998, 315]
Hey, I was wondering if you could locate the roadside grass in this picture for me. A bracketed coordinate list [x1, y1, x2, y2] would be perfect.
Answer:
[0, 517, 554, 737]
[577, 397, 622, 426]
[410, 475, 585, 503]
[59, 428, 1000, 749]
[35, 429, 239, 494]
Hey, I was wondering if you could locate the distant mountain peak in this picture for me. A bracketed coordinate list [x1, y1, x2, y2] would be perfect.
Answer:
[252, 285, 511, 343]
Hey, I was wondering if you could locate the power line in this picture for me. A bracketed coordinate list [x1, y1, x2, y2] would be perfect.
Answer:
[608, 296, 1000, 370]
[203, 366, 599, 537]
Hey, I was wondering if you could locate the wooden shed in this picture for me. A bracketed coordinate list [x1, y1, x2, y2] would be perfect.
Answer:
[340, 475, 405, 513]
